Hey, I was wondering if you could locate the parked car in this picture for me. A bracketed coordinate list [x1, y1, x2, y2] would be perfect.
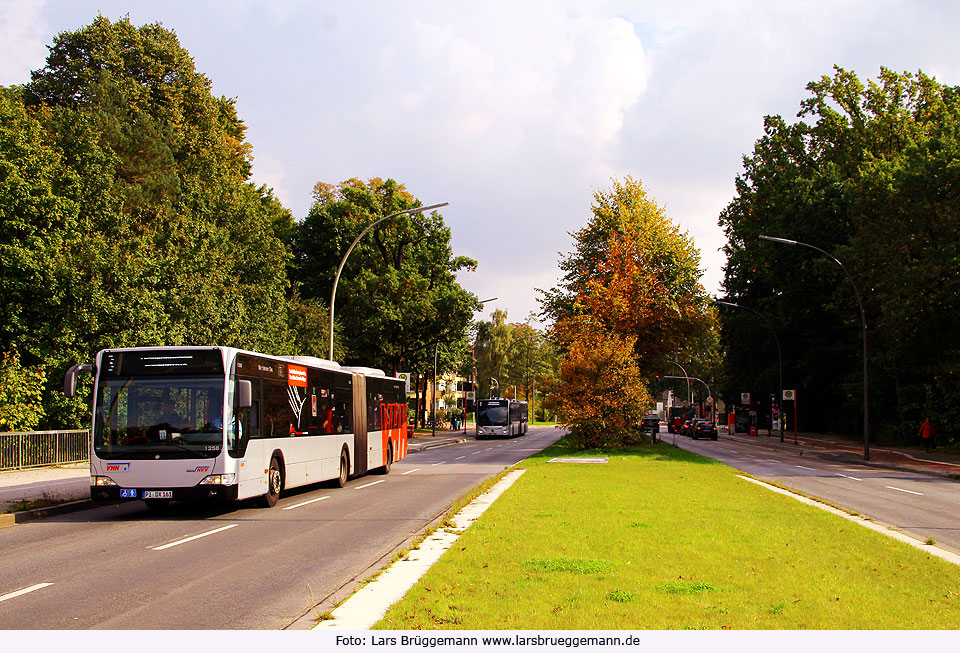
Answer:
[692, 420, 718, 440]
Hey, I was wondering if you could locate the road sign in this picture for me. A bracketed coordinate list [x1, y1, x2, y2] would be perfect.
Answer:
[783, 389, 796, 401]
[706, 396, 714, 405]
[397, 372, 411, 393]
[741, 392, 751, 404]
[466, 391, 476, 401]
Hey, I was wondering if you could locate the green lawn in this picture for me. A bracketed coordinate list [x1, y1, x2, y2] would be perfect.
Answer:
[375, 439, 960, 629]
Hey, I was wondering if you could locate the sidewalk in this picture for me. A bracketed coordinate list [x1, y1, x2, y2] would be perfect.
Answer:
[719, 427, 960, 479]
[0, 429, 471, 522]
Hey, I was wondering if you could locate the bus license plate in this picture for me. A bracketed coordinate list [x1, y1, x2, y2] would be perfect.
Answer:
[120, 489, 137, 498]
[143, 491, 173, 499]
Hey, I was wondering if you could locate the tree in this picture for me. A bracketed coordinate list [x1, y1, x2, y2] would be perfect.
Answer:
[1, 16, 294, 427]
[545, 327, 650, 449]
[542, 177, 714, 447]
[291, 178, 480, 376]
[0, 351, 46, 432]
[542, 176, 715, 373]
[720, 66, 960, 443]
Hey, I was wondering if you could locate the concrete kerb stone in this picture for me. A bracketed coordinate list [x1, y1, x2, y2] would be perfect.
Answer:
[313, 468, 527, 630]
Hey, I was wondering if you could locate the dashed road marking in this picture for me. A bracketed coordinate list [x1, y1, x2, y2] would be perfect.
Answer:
[401, 468, 420, 475]
[886, 485, 923, 496]
[355, 480, 385, 490]
[0, 583, 53, 603]
[152, 524, 238, 551]
[283, 495, 330, 510]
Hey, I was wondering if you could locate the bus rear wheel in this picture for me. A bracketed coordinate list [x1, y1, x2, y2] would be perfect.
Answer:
[263, 457, 282, 507]
[376, 443, 393, 475]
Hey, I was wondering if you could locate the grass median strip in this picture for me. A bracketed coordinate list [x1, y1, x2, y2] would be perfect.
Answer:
[375, 438, 960, 629]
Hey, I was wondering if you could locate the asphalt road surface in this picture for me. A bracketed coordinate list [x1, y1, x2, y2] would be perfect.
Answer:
[0, 426, 563, 629]
[670, 430, 960, 555]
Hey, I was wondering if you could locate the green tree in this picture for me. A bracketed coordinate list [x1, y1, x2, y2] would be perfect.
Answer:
[720, 66, 960, 443]
[291, 177, 481, 376]
[0, 351, 46, 432]
[1, 16, 294, 427]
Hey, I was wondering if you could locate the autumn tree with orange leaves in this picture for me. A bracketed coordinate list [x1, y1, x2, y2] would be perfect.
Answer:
[541, 177, 716, 448]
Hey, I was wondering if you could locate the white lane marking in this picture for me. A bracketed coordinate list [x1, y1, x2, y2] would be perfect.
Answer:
[283, 495, 330, 510]
[401, 468, 420, 475]
[471, 451, 483, 455]
[0, 583, 53, 603]
[455, 455, 466, 460]
[355, 480, 385, 490]
[152, 524, 238, 551]
[886, 485, 924, 496]
[836, 472, 863, 482]
[431, 462, 445, 466]
[795, 465, 816, 471]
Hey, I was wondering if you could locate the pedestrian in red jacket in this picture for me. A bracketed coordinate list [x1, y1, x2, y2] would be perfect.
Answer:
[918, 417, 935, 452]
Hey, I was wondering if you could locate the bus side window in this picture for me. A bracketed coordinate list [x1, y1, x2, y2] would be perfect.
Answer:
[336, 386, 352, 433]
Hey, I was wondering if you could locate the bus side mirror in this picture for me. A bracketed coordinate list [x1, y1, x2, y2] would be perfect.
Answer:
[64, 364, 93, 398]
[237, 380, 252, 409]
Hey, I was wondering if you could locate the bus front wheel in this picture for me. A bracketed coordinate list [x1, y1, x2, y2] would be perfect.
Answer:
[264, 457, 282, 507]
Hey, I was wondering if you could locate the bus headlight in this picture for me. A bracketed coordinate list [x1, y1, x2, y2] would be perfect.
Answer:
[199, 474, 236, 486]
[92, 476, 118, 486]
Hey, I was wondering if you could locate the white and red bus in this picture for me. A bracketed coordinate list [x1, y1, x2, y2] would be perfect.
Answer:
[64, 347, 407, 508]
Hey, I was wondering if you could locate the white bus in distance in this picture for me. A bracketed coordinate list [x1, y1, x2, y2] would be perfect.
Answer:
[475, 398, 528, 439]
[64, 346, 408, 508]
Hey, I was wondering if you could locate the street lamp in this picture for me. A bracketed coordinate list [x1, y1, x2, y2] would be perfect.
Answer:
[759, 234, 870, 460]
[663, 376, 712, 415]
[668, 359, 692, 405]
[715, 299, 785, 442]
[328, 202, 449, 361]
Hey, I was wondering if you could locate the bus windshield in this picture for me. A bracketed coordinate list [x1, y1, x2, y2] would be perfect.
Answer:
[94, 375, 225, 459]
[478, 404, 508, 426]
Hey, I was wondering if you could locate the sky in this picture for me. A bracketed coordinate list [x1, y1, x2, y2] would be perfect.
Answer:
[3, 0, 960, 328]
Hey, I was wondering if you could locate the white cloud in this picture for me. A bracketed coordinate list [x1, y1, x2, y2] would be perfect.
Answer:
[0, 0, 48, 83]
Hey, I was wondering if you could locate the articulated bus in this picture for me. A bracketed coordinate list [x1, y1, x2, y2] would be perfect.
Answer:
[63, 347, 408, 508]
[475, 398, 528, 439]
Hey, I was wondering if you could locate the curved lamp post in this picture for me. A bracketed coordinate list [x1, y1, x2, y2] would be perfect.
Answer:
[668, 359, 692, 405]
[759, 234, 870, 460]
[716, 299, 785, 442]
[328, 202, 449, 361]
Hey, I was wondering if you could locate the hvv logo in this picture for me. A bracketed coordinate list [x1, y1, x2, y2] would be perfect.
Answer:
[188, 466, 211, 473]
[105, 463, 130, 472]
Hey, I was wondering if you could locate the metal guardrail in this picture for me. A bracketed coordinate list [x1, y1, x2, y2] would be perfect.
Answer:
[0, 430, 90, 470]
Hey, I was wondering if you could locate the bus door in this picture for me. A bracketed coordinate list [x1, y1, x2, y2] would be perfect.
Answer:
[352, 373, 368, 476]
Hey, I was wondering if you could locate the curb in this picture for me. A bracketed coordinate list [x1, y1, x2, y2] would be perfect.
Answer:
[410, 437, 468, 452]
[1, 498, 99, 527]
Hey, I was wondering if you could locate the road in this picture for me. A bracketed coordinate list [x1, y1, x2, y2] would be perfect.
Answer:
[0, 425, 563, 629]
[669, 429, 960, 554]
